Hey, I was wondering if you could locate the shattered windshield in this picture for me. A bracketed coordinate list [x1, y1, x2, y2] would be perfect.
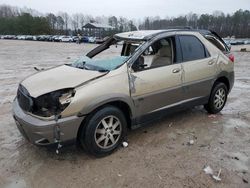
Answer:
[71, 56, 129, 72]
[69, 38, 142, 72]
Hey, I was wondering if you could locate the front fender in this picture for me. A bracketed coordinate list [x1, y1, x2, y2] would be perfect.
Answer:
[78, 94, 135, 117]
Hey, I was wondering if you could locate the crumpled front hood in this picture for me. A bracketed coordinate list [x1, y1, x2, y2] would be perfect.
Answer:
[21, 65, 107, 98]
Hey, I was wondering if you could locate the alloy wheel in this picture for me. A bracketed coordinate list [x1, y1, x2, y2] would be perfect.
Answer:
[94, 115, 122, 149]
[214, 88, 226, 109]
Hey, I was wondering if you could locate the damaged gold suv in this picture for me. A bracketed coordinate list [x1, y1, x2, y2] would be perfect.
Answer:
[13, 29, 234, 156]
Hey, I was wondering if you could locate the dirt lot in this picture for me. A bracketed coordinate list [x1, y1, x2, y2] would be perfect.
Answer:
[0, 40, 249, 188]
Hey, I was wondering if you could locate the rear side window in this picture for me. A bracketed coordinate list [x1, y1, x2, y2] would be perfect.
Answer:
[179, 35, 208, 62]
[206, 36, 227, 52]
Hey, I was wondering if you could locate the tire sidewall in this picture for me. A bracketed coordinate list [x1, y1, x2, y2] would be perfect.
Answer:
[80, 106, 127, 157]
[209, 82, 228, 114]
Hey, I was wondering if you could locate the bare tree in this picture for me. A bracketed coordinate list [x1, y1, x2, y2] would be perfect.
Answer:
[72, 13, 80, 32]
[108, 16, 118, 29]
[46, 13, 57, 31]
[58, 12, 70, 33]
[85, 14, 95, 23]
[56, 15, 64, 31]
[78, 13, 85, 29]
[0, 4, 19, 17]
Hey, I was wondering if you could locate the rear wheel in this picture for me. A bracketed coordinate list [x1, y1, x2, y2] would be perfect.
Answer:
[204, 82, 228, 114]
[79, 106, 127, 157]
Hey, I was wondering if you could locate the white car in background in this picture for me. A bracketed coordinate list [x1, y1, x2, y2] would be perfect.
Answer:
[17, 35, 26, 40]
[60, 36, 73, 42]
[244, 40, 250, 44]
[88, 37, 96, 43]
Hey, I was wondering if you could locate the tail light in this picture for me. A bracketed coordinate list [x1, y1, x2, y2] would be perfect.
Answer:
[229, 54, 234, 63]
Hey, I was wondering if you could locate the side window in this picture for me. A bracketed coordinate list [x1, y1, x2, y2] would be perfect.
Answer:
[206, 36, 227, 52]
[132, 37, 176, 71]
[179, 35, 208, 62]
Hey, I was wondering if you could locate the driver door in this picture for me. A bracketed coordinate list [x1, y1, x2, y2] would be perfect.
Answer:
[129, 37, 183, 119]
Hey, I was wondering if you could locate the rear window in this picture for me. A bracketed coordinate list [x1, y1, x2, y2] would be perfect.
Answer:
[179, 35, 208, 62]
[206, 36, 227, 52]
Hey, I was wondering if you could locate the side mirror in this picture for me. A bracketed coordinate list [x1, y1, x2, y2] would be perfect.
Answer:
[132, 56, 146, 71]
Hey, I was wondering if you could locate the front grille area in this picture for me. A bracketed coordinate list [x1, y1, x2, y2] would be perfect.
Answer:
[17, 85, 33, 112]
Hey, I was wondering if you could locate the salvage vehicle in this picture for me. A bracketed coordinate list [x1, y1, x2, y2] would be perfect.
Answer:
[13, 29, 234, 157]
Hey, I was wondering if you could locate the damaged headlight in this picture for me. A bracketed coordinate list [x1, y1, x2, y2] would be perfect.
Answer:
[32, 88, 75, 117]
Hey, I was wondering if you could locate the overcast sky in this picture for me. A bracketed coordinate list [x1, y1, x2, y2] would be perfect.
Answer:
[1, 0, 250, 18]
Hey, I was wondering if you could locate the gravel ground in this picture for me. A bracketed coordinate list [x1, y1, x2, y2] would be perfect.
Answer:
[0, 40, 249, 188]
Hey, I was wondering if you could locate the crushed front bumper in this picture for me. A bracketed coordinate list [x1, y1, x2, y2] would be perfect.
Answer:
[12, 98, 85, 146]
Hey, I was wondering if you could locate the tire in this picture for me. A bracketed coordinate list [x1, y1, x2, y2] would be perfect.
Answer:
[79, 106, 127, 157]
[204, 82, 228, 114]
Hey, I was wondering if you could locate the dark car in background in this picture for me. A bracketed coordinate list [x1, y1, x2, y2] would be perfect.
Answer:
[81, 36, 89, 43]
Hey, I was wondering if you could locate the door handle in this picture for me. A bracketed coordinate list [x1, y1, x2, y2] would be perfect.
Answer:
[172, 68, 181, 73]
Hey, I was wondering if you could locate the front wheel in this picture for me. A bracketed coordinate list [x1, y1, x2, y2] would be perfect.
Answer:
[204, 82, 228, 114]
[79, 106, 127, 157]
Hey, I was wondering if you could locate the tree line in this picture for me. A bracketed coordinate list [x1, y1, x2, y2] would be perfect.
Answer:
[0, 4, 249, 38]
[139, 10, 250, 38]
[0, 5, 50, 35]
[0, 4, 137, 36]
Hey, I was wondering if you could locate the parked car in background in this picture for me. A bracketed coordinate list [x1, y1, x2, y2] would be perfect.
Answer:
[51, 35, 62, 42]
[3, 35, 16, 39]
[244, 40, 250, 44]
[45, 35, 53, 42]
[95, 37, 109, 44]
[61, 36, 73, 42]
[0, 34, 118, 44]
[230, 39, 245, 45]
[95, 37, 104, 44]
[223, 39, 231, 50]
[81, 36, 89, 43]
[25, 35, 33, 40]
[13, 29, 234, 157]
[52, 35, 59, 42]
[36, 35, 45, 41]
[88, 37, 96, 43]
[17, 35, 26, 40]
[72, 36, 79, 42]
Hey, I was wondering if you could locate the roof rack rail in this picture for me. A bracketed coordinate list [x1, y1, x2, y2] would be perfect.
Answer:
[164, 26, 193, 30]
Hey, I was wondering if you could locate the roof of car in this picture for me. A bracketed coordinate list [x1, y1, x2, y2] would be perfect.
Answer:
[114, 28, 213, 41]
[114, 30, 168, 40]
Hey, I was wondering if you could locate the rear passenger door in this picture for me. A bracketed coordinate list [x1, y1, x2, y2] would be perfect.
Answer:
[178, 35, 217, 100]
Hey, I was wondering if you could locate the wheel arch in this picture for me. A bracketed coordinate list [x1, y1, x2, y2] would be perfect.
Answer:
[214, 76, 230, 91]
[76, 98, 134, 143]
